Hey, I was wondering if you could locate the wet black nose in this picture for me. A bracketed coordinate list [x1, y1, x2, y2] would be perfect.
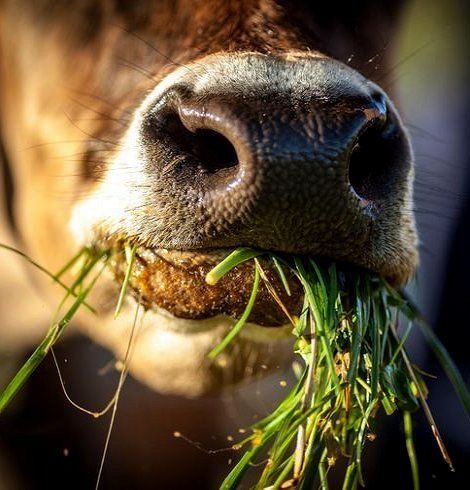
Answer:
[138, 56, 412, 260]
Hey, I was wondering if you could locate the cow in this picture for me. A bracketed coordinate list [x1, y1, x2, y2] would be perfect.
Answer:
[0, 0, 417, 399]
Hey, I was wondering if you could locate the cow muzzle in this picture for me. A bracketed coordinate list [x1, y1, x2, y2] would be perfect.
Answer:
[70, 52, 418, 394]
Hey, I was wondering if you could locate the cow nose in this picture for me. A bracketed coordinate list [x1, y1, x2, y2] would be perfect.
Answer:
[138, 56, 412, 261]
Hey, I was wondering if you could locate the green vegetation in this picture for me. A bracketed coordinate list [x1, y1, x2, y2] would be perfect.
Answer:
[0, 246, 109, 414]
[206, 249, 470, 490]
[0, 243, 468, 489]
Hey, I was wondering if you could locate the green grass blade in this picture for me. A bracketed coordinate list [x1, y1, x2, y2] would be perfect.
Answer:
[354, 398, 378, 485]
[0, 243, 96, 313]
[272, 255, 291, 296]
[61, 252, 105, 313]
[399, 291, 470, 419]
[0, 259, 107, 414]
[0, 328, 60, 414]
[326, 263, 338, 326]
[309, 259, 327, 301]
[208, 266, 260, 359]
[295, 259, 340, 393]
[220, 441, 268, 490]
[54, 247, 87, 279]
[318, 448, 330, 490]
[271, 457, 295, 490]
[370, 303, 381, 399]
[298, 442, 325, 490]
[404, 411, 420, 490]
[348, 312, 363, 388]
[205, 247, 262, 285]
[417, 320, 470, 418]
[389, 321, 414, 365]
[342, 461, 358, 490]
[114, 243, 137, 318]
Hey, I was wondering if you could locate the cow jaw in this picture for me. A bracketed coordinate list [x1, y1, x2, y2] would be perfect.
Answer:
[78, 283, 293, 397]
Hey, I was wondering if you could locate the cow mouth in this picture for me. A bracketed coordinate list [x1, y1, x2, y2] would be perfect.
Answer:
[104, 242, 304, 327]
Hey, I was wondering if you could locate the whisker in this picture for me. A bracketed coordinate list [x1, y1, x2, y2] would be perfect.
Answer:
[114, 24, 198, 75]
[69, 90, 134, 117]
[62, 111, 124, 147]
[118, 58, 159, 82]
[67, 96, 130, 125]
[404, 123, 446, 143]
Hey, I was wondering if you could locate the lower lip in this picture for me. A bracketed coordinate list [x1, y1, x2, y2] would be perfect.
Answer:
[108, 247, 303, 327]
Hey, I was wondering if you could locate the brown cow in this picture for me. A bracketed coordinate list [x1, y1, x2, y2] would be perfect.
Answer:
[0, 0, 417, 399]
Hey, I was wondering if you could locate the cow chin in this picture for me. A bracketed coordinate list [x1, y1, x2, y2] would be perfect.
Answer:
[77, 274, 294, 397]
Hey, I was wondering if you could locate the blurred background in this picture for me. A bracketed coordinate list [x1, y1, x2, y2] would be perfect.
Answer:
[0, 0, 469, 488]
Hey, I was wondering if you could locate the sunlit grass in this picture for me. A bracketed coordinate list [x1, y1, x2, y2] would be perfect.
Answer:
[206, 248, 470, 490]
[0, 246, 109, 414]
[0, 241, 140, 490]
[0, 242, 468, 489]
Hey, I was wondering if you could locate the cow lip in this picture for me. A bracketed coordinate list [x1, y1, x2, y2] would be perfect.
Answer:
[102, 242, 304, 327]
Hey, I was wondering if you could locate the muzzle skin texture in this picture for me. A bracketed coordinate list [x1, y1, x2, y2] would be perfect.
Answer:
[73, 53, 417, 286]
[0, 0, 417, 396]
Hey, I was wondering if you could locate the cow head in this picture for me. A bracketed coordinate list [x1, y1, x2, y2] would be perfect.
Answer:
[0, 0, 417, 395]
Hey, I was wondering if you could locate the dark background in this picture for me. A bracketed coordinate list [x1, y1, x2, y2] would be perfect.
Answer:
[0, 0, 469, 488]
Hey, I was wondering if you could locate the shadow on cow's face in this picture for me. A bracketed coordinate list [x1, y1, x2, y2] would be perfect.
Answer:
[0, 0, 417, 395]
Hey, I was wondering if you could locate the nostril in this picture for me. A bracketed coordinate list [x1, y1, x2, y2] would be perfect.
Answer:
[191, 129, 238, 173]
[348, 116, 403, 202]
[163, 112, 238, 174]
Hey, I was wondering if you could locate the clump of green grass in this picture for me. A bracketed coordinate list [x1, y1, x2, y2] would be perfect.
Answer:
[0, 243, 469, 489]
[0, 242, 139, 490]
[206, 248, 470, 490]
[0, 243, 142, 415]
[0, 245, 110, 414]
